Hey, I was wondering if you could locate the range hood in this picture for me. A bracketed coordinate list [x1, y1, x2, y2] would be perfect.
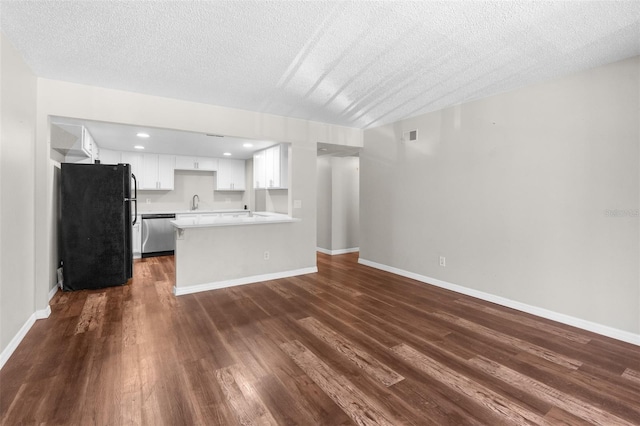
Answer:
[51, 122, 90, 157]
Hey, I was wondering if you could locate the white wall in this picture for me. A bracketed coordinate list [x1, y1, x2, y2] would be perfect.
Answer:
[361, 56, 640, 338]
[35, 78, 362, 312]
[0, 35, 38, 363]
[316, 157, 333, 250]
[331, 157, 359, 252]
[317, 156, 360, 253]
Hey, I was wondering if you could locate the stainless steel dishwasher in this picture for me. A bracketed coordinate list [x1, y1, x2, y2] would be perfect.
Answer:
[141, 213, 176, 257]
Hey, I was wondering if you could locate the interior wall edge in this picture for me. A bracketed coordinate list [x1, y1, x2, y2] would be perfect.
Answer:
[173, 266, 318, 296]
[317, 247, 359, 255]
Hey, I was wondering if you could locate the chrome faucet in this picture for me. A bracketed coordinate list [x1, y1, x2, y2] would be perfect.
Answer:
[191, 194, 200, 211]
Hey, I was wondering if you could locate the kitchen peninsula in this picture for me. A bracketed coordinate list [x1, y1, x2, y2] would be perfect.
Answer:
[170, 211, 310, 296]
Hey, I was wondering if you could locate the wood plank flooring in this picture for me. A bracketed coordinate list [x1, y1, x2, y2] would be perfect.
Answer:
[1, 253, 638, 425]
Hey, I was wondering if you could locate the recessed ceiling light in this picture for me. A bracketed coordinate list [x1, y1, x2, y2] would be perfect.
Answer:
[136, 132, 150, 138]
[243, 143, 253, 148]
[134, 145, 145, 150]
[223, 152, 232, 156]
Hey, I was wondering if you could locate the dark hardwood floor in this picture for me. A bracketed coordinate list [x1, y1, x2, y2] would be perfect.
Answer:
[1, 253, 639, 425]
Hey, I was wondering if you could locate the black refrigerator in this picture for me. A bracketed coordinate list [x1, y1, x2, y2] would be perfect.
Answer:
[60, 163, 137, 290]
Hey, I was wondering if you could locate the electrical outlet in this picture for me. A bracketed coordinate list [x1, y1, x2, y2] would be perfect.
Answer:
[263, 251, 270, 261]
[146, 198, 151, 204]
[439, 256, 446, 267]
[293, 200, 302, 209]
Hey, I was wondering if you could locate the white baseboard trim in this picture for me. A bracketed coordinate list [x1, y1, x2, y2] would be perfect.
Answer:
[0, 301, 52, 371]
[173, 266, 319, 296]
[0, 311, 37, 370]
[1, 292, 53, 371]
[358, 258, 640, 347]
[317, 247, 359, 255]
[48, 285, 58, 302]
[35, 305, 52, 320]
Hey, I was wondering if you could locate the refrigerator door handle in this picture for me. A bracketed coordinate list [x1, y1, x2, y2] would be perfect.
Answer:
[131, 173, 138, 225]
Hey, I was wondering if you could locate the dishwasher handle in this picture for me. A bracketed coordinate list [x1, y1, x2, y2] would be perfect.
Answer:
[141, 218, 150, 250]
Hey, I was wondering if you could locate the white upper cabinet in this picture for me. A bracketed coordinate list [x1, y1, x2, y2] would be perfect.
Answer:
[139, 154, 175, 190]
[99, 149, 121, 165]
[175, 155, 218, 171]
[121, 152, 142, 179]
[198, 157, 218, 171]
[81, 127, 94, 158]
[253, 144, 288, 189]
[216, 159, 245, 191]
[253, 149, 266, 189]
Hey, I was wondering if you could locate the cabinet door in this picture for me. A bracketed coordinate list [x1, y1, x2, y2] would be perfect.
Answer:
[175, 155, 217, 171]
[157, 155, 175, 190]
[121, 152, 142, 181]
[232, 159, 246, 190]
[197, 157, 218, 171]
[81, 127, 93, 157]
[140, 154, 159, 189]
[278, 144, 289, 189]
[217, 159, 245, 190]
[234, 160, 247, 191]
[259, 144, 288, 189]
[138, 154, 174, 190]
[266, 145, 283, 188]
[175, 155, 196, 170]
[253, 150, 265, 188]
[216, 159, 232, 190]
[265, 146, 275, 188]
[100, 149, 121, 165]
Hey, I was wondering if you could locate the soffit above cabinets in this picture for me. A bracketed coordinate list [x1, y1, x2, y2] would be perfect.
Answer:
[317, 143, 361, 158]
[3, 2, 640, 129]
[50, 117, 276, 160]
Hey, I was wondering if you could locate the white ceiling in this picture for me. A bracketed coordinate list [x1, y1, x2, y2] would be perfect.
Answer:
[1, 1, 639, 131]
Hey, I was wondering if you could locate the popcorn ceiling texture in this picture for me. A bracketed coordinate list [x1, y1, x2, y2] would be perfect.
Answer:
[1, 1, 639, 128]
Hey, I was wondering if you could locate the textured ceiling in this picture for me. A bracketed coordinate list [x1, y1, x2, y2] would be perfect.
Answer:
[1, 1, 639, 129]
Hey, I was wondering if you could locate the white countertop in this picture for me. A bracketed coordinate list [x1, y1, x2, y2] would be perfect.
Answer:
[138, 209, 248, 216]
[171, 212, 298, 229]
